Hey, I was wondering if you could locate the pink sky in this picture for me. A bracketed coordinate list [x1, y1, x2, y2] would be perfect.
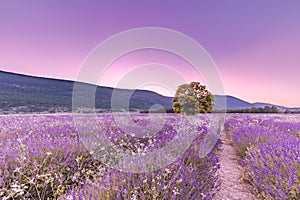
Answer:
[97, 49, 207, 96]
[0, 1, 300, 107]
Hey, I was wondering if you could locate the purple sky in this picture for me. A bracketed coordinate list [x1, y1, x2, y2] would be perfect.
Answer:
[0, 1, 300, 107]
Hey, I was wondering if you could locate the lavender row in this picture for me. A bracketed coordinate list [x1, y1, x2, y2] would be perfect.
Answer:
[225, 114, 300, 199]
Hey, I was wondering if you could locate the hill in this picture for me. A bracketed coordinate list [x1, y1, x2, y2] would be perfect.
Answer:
[0, 70, 172, 113]
[0, 70, 299, 114]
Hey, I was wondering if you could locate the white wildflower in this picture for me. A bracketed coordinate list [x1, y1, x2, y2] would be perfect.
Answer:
[177, 178, 183, 183]
[66, 195, 74, 200]
[72, 175, 77, 181]
[173, 188, 180, 195]
[130, 193, 137, 200]
[46, 152, 52, 156]
[165, 168, 171, 174]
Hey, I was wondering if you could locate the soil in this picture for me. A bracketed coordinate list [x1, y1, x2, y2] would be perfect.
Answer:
[214, 131, 258, 200]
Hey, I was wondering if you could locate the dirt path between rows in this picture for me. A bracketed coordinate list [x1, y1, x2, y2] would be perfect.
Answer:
[214, 131, 258, 200]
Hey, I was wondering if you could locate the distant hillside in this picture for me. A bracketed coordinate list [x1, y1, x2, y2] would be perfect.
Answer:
[0, 70, 299, 114]
[214, 95, 300, 111]
[0, 70, 172, 113]
[213, 95, 252, 110]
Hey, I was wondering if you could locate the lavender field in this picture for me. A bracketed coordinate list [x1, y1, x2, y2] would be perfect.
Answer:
[0, 113, 299, 199]
[225, 114, 300, 199]
[0, 114, 220, 200]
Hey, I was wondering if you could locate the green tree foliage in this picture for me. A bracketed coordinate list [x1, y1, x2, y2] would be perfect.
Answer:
[172, 82, 213, 115]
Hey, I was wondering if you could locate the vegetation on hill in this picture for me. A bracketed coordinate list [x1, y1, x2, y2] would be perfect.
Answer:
[226, 106, 279, 113]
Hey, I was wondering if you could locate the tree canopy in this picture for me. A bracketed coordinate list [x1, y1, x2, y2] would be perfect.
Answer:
[172, 82, 213, 115]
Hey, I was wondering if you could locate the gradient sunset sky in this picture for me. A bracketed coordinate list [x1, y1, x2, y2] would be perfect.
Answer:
[0, 1, 299, 107]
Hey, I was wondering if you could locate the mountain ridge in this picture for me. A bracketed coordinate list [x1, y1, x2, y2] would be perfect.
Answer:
[0, 70, 299, 113]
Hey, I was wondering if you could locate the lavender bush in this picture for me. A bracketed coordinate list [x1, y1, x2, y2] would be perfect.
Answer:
[0, 115, 104, 199]
[63, 133, 220, 199]
[0, 114, 221, 199]
[226, 114, 300, 199]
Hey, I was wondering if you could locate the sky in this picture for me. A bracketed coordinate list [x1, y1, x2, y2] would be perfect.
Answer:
[0, 1, 300, 107]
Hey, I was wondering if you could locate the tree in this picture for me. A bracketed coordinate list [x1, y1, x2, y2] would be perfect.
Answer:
[172, 82, 213, 115]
